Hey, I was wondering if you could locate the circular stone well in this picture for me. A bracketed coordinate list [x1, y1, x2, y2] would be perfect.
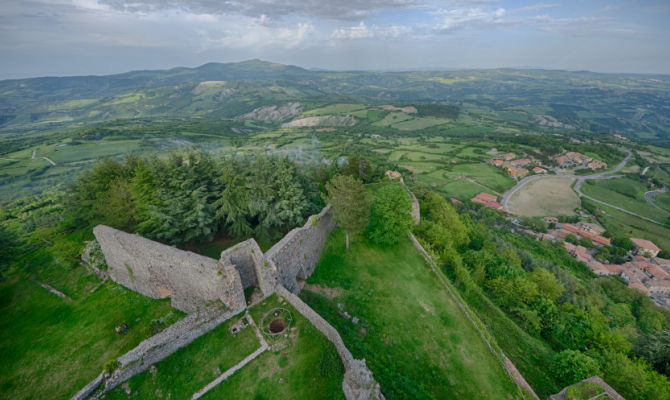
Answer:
[269, 318, 286, 334]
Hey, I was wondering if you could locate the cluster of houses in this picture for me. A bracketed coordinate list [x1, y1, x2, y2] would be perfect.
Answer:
[488, 150, 545, 178]
[535, 219, 670, 307]
[470, 192, 504, 210]
[515, 217, 670, 307]
[488, 148, 607, 179]
[554, 151, 607, 170]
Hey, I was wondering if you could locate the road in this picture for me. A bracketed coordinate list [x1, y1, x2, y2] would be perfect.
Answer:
[645, 186, 668, 211]
[502, 147, 632, 207]
[500, 148, 665, 225]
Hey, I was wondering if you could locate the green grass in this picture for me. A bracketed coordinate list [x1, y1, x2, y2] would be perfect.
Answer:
[372, 112, 413, 127]
[202, 295, 345, 400]
[451, 276, 561, 398]
[105, 311, 259, 400]
[0, 277, 182, 399]
[303, 103, 367, 115]
[581, 178, 670, 221]
[437, 180, 493, 200]
[301, 229, 519, 399]
[43, 141, 145, 164]
[588, 201, 670, 252]
[392, 117, 447, 130]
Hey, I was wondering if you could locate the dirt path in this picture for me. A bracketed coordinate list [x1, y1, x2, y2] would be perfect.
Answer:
[41, 156, 56, 166]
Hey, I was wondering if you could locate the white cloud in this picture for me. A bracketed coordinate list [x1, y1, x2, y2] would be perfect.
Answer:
[331, 22, 412, 40]
[434, 7, 506, 32]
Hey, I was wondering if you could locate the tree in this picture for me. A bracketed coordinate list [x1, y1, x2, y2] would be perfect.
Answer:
[366, 185, 412, 246]
[529, 268, 564, 302]
[551, 350, 600, 385]
[325, 175, 369, 250]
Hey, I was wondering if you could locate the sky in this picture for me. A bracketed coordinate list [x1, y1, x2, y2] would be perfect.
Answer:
[1, 0, 669, 78]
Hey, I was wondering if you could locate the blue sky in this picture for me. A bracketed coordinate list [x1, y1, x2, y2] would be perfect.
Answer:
[0, 0, 669, 78]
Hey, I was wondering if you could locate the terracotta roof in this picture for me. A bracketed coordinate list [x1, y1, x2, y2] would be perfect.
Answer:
[603, 264, 621, 274]
[630, 238, 661, 252]
[654, 257, 670, 267]
[474, 192, 498, 203]
[561, 224, 611, 246]
[629, 281, 651, 295]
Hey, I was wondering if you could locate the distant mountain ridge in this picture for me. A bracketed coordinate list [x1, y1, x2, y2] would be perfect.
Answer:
[1, 59, 669, 140]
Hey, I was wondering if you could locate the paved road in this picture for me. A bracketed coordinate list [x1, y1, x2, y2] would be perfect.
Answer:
[500, 148, 666, 225]
[645, 186, 668, 211]
[502, 147, 632, 207]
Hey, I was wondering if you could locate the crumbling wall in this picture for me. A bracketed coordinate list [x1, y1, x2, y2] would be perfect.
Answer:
[265, 205, 335, 293]
[93, 225, 246, 314]
[220, 238, 276, 297]
[71, 306, 235, 400]
[276, 285, 384, 400]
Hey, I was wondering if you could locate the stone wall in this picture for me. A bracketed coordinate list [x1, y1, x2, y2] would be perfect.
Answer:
[265, 205, 335, 293]
[71, 306, 235, 399]
[93, 225, 246, 314]
[276, 285, 384, 400]
[220, 238, 276, 297]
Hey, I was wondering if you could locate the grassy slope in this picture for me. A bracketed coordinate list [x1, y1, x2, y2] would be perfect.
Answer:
[203, 295, 345, 400]
[302, 229, 519, 400]
[581, 178, 670, 221]
[0, 278, 181, 399]
[105, 310, 259, 400]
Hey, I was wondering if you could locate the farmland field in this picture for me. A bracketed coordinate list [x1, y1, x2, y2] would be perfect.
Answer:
[581, 178, 670, 221]
[507, 177, 579, 216]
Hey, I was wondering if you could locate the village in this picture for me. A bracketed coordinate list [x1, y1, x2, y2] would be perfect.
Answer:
[487, 148, 607, 178]
[469, 188, 670, 310]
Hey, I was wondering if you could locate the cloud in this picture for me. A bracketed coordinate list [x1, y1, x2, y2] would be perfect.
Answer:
[513, 3, 560, 13]
[331, 22, 412, 40]
[600, 4, 620, 12]
[433, 7, 506, 32]
[98, 0, 430, 21]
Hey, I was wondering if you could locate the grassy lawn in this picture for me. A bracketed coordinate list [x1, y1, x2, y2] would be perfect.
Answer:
[105, 310, 259, 400]
[301, 229, 519, 399]
[437, 180, 494, 200]
[0, 277, 182, 399]
[581, 178, 670, 221]
[203, 295, 345, 400]
[589, 201, 670, 252]
[508, 177, 580, 216]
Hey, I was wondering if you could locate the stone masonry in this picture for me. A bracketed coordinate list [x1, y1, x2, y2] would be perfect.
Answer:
[265, 205, 336, 293]
[80, 206, 384, 400]
[93, 225, 245, 314]
[276, 286, 384, 400]
[220, 238, 276, 296]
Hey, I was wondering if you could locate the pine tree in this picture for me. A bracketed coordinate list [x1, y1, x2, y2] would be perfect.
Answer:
[325, 175, 369, 250]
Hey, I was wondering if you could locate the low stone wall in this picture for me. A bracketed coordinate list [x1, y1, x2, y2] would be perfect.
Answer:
[408, 232, 539, 400]
[276, 285, 384, 400]
[71, 306, 236, 399]
[265, 205, 335, 293]
[94, 225, 246, 314]
[220, 238, 276, 297]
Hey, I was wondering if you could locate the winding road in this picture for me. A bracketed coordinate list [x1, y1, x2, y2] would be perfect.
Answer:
[645, 186, 668, 211]
[500, 148, 666, 226]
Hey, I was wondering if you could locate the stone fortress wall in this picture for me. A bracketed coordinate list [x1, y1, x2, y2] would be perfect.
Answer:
[265, 204, 336, 293]
[94, 225, 246, 314]
[83, 205, 383, 400]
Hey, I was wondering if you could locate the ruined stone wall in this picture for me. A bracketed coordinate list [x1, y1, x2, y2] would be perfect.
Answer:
[93, 225, 246, 314]
[71, 307, 235, 400]
[265, 205, 335, 293]
[275, 285, 384, 400]
[220, 238, 277, 297]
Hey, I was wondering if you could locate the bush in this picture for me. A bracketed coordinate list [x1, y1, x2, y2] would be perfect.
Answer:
[551, 350, 599, 385]
[318, 345, 343, 377]
[103, 359, 120, 374]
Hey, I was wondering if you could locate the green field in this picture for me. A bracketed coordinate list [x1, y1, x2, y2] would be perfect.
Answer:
[301, 229, 519, 399]
[0, 276, 182, 399]
[581, 178, 670, 222]
[106, 294, 345, 400]
[202, 295, 345, 400]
